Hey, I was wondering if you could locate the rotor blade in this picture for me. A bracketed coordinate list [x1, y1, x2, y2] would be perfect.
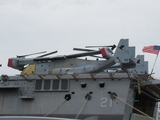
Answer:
[85, 45, 114, 48]
[66, 50, 101, 59]
[85, 44, 116, 49]
[73, 48, 95, 52]
[91, 55, 104, 59]
[37, 51, 58, 58]
[17, 51, 47, 58]
[34, 50, 101, 61]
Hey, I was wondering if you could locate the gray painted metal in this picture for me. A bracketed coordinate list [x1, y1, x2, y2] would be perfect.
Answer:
[130, 113, 153, 120]
[0, 75, 134, 120]
[0, 39, 159, 120]
[7, 39, 148, 75]
[0, 116, 98, 120]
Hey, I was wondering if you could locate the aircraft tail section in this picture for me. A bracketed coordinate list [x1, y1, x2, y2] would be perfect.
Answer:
[131, 55, 148, 75]
[114, 39, 136, 70]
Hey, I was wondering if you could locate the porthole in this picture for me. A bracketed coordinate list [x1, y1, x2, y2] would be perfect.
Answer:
[81, 82, 87, 88]
[99, 82, 105, 88]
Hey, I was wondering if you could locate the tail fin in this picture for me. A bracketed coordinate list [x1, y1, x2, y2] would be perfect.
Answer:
[114, 39, 136, 70]
[131, 55, 148, 75]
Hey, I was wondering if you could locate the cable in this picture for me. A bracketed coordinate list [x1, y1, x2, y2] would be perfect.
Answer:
[113, 95, 155, 120]
[75, 97, 89, 119]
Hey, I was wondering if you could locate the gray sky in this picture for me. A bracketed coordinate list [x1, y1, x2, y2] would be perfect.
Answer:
[0, 0, 160, 78]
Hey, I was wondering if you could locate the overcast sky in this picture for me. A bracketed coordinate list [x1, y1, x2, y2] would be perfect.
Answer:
[0, 0, 160, 78]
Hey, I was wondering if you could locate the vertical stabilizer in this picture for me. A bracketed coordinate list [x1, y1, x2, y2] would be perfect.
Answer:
[131, 55, 148, 75]
[114, 39, 136, 70]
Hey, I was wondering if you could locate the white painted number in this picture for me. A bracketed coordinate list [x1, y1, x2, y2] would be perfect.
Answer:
[101, 97, 107, 107]
[101, 97, 112, 107]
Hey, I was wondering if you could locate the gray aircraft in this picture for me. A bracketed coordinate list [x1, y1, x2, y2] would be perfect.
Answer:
[0, 39, 160, 120]
[7, 43, 117, 75]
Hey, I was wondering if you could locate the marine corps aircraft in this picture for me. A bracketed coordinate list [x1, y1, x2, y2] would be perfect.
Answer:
[7, 39, 136, 75]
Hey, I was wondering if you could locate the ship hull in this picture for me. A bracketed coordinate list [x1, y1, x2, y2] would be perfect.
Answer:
[0, 75, 135, 120]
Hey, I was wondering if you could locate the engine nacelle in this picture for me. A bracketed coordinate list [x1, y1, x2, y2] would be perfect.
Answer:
[8, 58, 25, 70]
[100, 47, 113, 59]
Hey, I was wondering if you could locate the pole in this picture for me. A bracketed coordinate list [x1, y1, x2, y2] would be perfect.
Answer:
[156, 112, 158, 120]
[151, 50, 159, 74]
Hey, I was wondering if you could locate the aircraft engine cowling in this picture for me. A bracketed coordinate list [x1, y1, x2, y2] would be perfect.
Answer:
[100, 48, 113, 59]
[8, 58, 24, 70]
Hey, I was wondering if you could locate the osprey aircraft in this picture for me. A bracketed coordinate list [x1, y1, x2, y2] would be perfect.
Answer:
[7, 39, 144, 75]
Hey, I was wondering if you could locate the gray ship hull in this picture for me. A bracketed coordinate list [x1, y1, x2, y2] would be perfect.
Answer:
[0, 116, 76, 120]
[0, 73, 135, 120]
[0, 116, 98, 120]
